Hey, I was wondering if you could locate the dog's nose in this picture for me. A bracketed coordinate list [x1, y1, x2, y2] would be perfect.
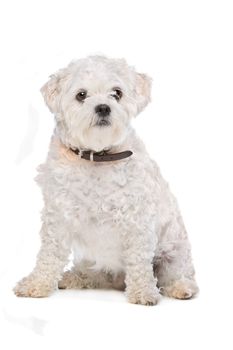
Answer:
[95, 104, 111, 117]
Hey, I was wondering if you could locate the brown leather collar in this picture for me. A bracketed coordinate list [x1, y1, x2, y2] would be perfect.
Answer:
[71, 148, 133, 162]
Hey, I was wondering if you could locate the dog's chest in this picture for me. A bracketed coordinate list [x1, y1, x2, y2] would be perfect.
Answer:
[64, 162, 133, 270]
[49, 157, 160, 231]
[41, 158, 160, 270]
[64, 161, 136, 221]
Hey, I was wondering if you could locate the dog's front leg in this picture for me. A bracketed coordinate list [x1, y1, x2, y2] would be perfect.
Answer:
[14, 222, 70, 298]
[122, 223, 160, 306]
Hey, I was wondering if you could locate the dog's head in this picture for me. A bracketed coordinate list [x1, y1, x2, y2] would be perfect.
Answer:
[41, 56, 151, 151]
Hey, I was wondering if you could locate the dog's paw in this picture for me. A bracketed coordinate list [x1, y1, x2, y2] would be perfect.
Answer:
[127, 287, 160, 306]
[13, 276, 54, 298]
[161, 279, 199, 300]
[58, 271, 81, 289]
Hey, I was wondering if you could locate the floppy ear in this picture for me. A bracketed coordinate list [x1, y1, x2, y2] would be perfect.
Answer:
[40, 74, 61, 113]
[40, 65, 71, 113]
[135, 73, 152, 114]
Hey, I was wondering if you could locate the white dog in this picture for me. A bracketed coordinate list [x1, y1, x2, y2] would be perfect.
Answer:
[14, 55, 199, 305]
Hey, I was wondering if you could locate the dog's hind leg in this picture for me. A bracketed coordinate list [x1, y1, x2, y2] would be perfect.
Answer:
[154, 218, 199, 300]
[155, 239, 199, 299]
[58, 264, 125, 291]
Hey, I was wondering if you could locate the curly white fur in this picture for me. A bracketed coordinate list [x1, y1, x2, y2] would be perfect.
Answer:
[14, 55, 199, 305]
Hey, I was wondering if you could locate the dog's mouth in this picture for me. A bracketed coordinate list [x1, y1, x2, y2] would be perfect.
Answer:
[95, 118, 111, 127]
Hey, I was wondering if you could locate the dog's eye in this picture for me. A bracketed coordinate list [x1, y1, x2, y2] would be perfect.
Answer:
[111, 88, 123, 101]
[76, 90, 87, 102]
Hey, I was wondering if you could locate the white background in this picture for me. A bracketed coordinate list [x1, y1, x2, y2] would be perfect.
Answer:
[0, 0, 232, 349]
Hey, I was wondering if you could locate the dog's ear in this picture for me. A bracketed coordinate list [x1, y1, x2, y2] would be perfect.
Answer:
[40, 74, 61, 113]
[41, 67, 70, 113]
[135, 73, 152, 114]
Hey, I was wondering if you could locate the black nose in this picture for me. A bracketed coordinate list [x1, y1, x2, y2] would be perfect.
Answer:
[95, 104, 111, 117]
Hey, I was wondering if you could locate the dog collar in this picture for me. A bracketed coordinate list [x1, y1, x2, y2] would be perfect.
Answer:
[71, 148, 133, 162]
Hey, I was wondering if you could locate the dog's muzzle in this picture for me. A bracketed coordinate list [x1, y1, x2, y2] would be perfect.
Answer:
[95, 104, 111, 126]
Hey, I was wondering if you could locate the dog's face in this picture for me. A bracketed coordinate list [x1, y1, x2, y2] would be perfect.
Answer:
[41, 56, 151, 151]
